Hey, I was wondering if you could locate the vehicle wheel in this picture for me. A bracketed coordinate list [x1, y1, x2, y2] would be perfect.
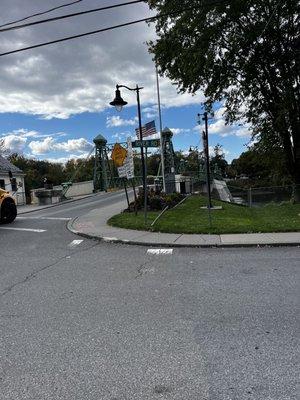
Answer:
[0, 199, 17, 224]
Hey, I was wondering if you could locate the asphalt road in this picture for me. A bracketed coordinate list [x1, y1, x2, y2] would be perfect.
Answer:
[0, 192, 299, 400]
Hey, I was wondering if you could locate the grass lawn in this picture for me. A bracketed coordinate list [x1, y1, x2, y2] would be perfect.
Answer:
[107, 195, 300, 234]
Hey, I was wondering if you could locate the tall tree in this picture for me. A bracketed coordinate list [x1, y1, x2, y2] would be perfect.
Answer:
[211, 144, 228, 175]
[230, 144, 291, 185]
[147, 0, 300, 197]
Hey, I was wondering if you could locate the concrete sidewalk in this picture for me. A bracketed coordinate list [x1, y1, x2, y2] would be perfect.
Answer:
[67, 201, 300, 248]
[17, 193, 98, 214]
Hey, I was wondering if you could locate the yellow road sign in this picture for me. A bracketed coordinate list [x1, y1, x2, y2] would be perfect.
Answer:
[111, 143, 127, 167]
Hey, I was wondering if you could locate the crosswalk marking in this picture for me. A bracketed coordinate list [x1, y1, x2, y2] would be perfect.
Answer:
[147, 248, 173, 255]
[0, 227, 46, 233]
[68, 239, 83, 248]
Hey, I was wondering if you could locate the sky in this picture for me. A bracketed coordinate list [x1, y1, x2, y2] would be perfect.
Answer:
[0, 0, 251, 164]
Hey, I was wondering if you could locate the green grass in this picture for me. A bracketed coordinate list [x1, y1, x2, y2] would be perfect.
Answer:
[107, 195, 300, 234]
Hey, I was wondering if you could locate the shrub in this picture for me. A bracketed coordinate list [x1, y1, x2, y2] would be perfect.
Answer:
[124, 190, 185, 212]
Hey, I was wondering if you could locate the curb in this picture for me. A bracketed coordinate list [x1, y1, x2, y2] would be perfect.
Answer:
[67, 218, 300, 249]
[17, 193, 99, 215]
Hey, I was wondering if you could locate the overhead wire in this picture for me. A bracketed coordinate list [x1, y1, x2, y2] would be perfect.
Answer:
[0, 0, 84, 29]
[0, 15, 152, 57]
[0, 0, 144, 33]
[0, 0, 231, 57]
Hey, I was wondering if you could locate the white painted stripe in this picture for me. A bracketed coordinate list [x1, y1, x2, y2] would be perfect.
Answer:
[147, 248, 173, 255]
[0, 227, 46, 233]
[68, 239, 83, 248]
[17, 217, 71, 221]
[102, 237, 118, 242]
[40, 217, 71, 221]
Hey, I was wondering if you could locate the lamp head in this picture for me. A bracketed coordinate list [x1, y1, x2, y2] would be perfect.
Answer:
[109, 87, 127, 112]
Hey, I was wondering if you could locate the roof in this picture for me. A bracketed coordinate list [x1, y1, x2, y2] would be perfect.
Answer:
[0, 155, 23, 174]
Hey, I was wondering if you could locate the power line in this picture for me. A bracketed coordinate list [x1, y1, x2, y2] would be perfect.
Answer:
[0, 0, 230, 57]
[0, 15, 153, 57]
[0, 0, 84, 29]
[0, 0, 144, 33]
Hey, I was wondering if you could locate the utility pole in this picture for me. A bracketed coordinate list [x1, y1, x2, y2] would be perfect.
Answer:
[202, 112, 213, 209]
[136, 86, 147, 224]
[155, 65, 166, 192]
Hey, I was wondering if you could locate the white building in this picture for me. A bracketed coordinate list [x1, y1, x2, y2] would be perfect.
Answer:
[0, 155, 26, 205]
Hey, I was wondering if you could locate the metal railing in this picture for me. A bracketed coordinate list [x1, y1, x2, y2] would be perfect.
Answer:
[227, 184, 300, 206]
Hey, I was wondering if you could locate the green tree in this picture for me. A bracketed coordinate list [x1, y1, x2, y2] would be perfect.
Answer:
[230, 145, 291, 186]
[64, 157, 94, 182]
[147, 0, 300, 196]
[146, 153, 161, 176]
[210, 144, 228, 176]
[8, 154, 67, 199]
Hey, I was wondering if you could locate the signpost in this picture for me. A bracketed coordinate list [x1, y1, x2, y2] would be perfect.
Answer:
[111, 139, 136, 210]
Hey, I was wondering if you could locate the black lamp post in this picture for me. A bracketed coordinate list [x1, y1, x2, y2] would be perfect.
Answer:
[110, 84, 147, 223]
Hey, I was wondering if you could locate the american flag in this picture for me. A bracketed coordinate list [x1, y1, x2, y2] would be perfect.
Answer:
[135, 120, 157, 138]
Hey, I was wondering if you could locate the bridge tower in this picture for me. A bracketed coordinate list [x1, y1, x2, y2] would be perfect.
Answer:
[93, 134, 110, 192]
[162, 127, 176, 193]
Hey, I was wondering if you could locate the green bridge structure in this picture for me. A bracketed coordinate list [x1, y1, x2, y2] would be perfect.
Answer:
[92, 127, 223, 192]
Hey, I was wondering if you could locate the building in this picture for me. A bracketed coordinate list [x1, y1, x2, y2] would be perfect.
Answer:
[0, 155, 26, 205]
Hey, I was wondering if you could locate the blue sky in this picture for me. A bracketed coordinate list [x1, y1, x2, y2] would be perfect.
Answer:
[0, 0, 251, 163]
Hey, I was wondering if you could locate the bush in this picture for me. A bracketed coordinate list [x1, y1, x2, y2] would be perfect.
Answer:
[148, 195, 164, 210]
[124, 190, 185, 212]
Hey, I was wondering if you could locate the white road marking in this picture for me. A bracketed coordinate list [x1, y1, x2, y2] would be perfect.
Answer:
[0, 227, 46, 233]
[68, 239, 83, 248]
[17, 216, 71, 221]
[147, 248, 173, 255]
[102, 237, 118, 242]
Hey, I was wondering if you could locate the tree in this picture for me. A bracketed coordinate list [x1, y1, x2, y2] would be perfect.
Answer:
[229, 142, 291, 186]
[64, 157, 94, 182]
[147, 0, 300, 197]
[146, 153, 161, 176]
[210, 144, 228, 175]
[8, 154, 68, 199]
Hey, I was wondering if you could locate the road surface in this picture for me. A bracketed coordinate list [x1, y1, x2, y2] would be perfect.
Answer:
[0, 191, 299, 399]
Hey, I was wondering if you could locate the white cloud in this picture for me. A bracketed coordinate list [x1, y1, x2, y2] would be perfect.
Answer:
[44, 153, 90, 164]
[106, 115, 138, 128]
[1, 134, 27, 152]
[0, 1, 205, 119]
[142, 105, 158, 119]
[111, 131, 131, 142]
[55, 138, 93, 153]
[169, 128, 190, 135]
[193, 106, 251, 138]
[28, 137, 93, 155]
[28, 136, 55, 154]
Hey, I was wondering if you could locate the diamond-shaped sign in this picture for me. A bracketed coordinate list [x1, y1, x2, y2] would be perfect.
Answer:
[111, 143, 127, 167]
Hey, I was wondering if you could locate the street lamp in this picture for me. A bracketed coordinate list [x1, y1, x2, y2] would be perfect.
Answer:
[109, 84, 147, 223]
[109, 86, 128, 112]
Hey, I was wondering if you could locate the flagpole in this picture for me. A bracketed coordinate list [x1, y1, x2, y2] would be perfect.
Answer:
[155, 64, 166, 192]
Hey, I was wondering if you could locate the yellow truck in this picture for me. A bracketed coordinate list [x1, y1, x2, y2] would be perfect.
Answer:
[0, 188, 17, 223]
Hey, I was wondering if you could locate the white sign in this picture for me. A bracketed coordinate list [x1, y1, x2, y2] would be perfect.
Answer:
[117, 137, 134, 179]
